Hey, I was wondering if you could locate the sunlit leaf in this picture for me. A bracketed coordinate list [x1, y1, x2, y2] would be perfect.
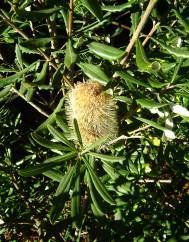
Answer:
[19, 152, 77, 177]
[88, 42, 124, 61]
[81, 0, 103, 21]
[101, 0, 137, 12]
[78, 62, 111, 85]
[83, 158, 115, 205]
[64, 40, 77, 69]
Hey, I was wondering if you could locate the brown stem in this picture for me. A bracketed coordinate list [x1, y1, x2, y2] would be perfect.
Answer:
[142, 21, 160, 46]
[68, 0, 74, 37]
[120, 0, 158, 65]
[11, 87, 49, 117]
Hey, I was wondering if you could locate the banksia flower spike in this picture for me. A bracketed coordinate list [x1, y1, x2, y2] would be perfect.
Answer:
[66, 81, 118, 146]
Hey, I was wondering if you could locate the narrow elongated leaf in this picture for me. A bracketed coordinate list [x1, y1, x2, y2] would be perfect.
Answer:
[43, 169, 63, 182]
[89, 152, 125, 163]
[47, 124, 75, 149]
[55, 165, 76, 196]
[0, 85, 12, 99]
[15, 44, 23, 69]
[0, 67, 16, 73]
[16, 7, 61, 21]
[20, 38, 53, 49]
[73, 119, 83, 146]
[35, 61, 48, 83]
[78, 62, 111, 85]
[0, 62, 37, 88]
[116, 71, 150, 88]
[56, 114, 69, 133]
[81, 135, 108, 155]
[152, 37, 189, 58]
[60, 9, 68, 33]
[136, 39, 150, 72]
[81, 0, 103, 21]
[87, 171, 105, 216]
[136, 99, 167, 109]
[102, 163, 120, 180]
[83, 158, 115, 205]
[64, 40, 77, 69]
[88, 42, 124, 61]
[101, 0, 136, 12]
[136, 117, 166, 131]
[37, 96, 66, 131]
[31, 132, 67, 151]
[71, 170, 81, 223]
[50, 194, 70, 224]
[173, 9, 189, 32]
[19, 152, 77, 177]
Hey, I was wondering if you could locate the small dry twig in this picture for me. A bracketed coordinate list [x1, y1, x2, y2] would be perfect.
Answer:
[120, 0, 158, 65]
[68, 0, 74, 37]
[11, 87, 49, 118]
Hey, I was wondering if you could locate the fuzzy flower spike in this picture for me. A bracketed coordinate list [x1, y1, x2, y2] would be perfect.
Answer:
[66, 81, 118, 146]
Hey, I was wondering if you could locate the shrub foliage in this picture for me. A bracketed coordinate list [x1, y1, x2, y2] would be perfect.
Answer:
[0, 0, 189, 241]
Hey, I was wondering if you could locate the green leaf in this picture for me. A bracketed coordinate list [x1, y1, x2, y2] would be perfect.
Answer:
[55, 114, 69, 133]
[136, 39, 151, 72]
[52, 63, 64, 88]
[81, 0, 103, 21]
[0, 62, 37, 88]
[15, 44, 23, 69]
[116, 71, 150, 88]
[0, 85, 12, 100]
[83, 158, 115, 205]
[88, 42, 124, 61]
[87, 171, 105, 216]
[34, 61, 48, 83]
[81, 135, 108, 155]
[55, 165, 76, 196]
[0, 67, 16, 73]
[173, 9, 189, 32]
[60, 9, 69, 33]
[148, 79, 167, 88]
[16, 7, 62, 21]
[43, 169, 63, 182]
[102, 162, 120, 180]
[136, 98, 167, 109]
[20, 38, 53, 49]
[31, 132, 68, 151]
[101, 0, 137, 12]
[71, 170, 81, 224]
[73, 119, 83, 146]
[89, 152, 125, 164]
[136, 117, 166, 131]
[152, 37, 189, 58]
[64, 40, 77, 69]
[19, 152, 77, 177]
[37, 96, 66, 131]
[78, 62, 111, 85]
[47, 124, 75, 149]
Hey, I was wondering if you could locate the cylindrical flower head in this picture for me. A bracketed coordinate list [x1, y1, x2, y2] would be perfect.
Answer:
[66, 82, 118, 146]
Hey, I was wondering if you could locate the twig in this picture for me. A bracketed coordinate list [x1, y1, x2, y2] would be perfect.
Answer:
[138, 179, 172, 183]
[128, 125, 151, 135]
[142, 21, 160, 46]
[11, 87, 49, 118]
[68, 0, 74, 37]
[120, 0, 158, 65]
[111, 21, 130, 31]
[46, 15, 60, 64]
[109, 135, 144, 144]
[0, 11, 29, 40]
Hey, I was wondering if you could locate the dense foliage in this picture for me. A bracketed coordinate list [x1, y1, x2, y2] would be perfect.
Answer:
[1, 0, 189, 241]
